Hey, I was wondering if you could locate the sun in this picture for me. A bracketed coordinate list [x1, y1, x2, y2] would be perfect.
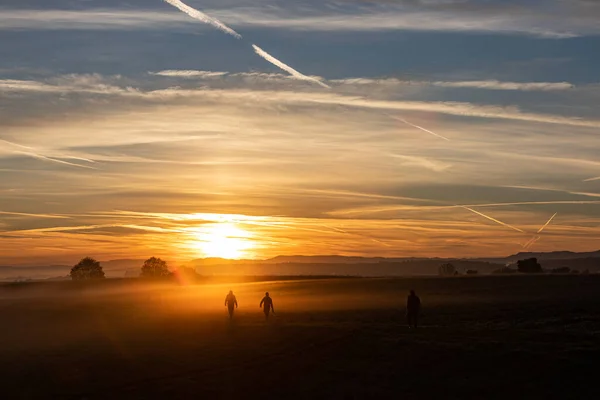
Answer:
[189, 222, 253, 259]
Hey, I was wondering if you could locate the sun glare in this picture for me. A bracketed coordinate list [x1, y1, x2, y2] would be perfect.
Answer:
[189, 222, 254, 259]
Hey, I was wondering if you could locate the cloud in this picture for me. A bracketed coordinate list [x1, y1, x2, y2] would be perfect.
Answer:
[2, 76, 599, 129]
[251, 45, 330, 88]
[332, 78, 574, 92]
[431, 80, 574, 91]
[150, 70, 228, 78]
[3, 3, 597, 38]
[163, 0, 242, 39]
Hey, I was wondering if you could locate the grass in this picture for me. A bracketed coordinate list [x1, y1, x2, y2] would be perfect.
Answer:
[1, 275, 599, 399]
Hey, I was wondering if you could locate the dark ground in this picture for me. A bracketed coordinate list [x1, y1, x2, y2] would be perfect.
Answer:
[1, 275, 599, 399]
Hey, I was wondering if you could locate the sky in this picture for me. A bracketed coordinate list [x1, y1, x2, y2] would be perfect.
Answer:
[1, 0, 600, 265]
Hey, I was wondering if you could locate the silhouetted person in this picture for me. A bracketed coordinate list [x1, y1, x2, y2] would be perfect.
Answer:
[406, 290, 421, 328]
[225, 290, 238, 319]
[260, 292, 274, 320]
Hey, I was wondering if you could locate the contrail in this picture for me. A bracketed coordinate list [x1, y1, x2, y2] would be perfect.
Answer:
[163, 0, 242, 39]
[523, 235, 541, 250]
[522, 212, 557, 249]
[583, 176, 600, 182]
[461, 206, 525, 233]
[392, 117, 450, 141]
[537, 212, 557, 234]
[1, 139, 96, 169]
[252, 44, 331, 89]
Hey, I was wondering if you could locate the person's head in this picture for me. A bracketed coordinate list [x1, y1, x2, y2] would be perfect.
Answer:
[229, 290, 233, 295]
[265, 292, 270, 297]
[410, 290, 415, 296]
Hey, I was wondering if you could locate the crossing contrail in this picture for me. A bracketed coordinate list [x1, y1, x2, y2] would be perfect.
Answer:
[252, 44, 331, 88]
[537, 212, 557, 234]
[163, 0, 242, 39]
[461, 206, 525, 233]
[523, 235, 541, 249]
[522, 212, 558, 249]
[392, 117, 450, 141]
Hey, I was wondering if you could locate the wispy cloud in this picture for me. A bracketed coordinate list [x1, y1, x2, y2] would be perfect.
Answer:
[150, 70, 228, 78]
[431, 80, 574, 91]
[163, 0, 242, 39]
[2, 5, 599, 38]
[251, 45, 330, 88]
[333, 78, 574, 92]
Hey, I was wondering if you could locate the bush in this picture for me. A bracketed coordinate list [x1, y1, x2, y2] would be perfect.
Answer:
[70, 257, 105, 280]
[439, 263, 456, 276]
[140, 257, 170, 278]
[466, 270, 478, 275]
[517, 258, 543, 273]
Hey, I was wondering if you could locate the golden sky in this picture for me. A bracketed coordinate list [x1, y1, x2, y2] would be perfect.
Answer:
[2, 1, 600, 264]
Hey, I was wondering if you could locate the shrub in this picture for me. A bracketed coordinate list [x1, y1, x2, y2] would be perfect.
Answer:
[140, 257, 170, 278]
[70, 257, 105, 280]
[517, 258, 543, 273]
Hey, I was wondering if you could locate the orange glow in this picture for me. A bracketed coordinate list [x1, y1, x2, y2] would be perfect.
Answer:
[186, 222, 254, 259]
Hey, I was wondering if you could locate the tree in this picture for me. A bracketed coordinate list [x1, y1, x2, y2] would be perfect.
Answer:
[517, 258, 543, 274]
[70, 257, 105, 280]
[141, 257, 170, 278]
[439, 263, 456, 276]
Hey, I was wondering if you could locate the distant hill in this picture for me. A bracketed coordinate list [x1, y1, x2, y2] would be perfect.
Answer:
[2, 250, 599, 280]
[504, 250, 600, 263]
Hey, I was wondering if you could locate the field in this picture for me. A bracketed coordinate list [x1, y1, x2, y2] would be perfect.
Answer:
[1, 276, 600, 399]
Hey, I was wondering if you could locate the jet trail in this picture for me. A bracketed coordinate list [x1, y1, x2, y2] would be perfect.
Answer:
[461, 206, 525, 233]
[163, 0, 242, 39]
[1, 139, 96, 169]
[522, 212, 557, 249]
[523, 235, 541, 250]
[537, 212, 557, 234]
[393, 117, 450, 141]
[583, 176, 600, 182]
[252, 45, 331, 89]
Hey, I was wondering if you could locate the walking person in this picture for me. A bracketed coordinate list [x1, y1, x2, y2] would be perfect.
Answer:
[260, 292, 275, 321]
[225, 290, 238, 319]
[406, 290, 421, 328]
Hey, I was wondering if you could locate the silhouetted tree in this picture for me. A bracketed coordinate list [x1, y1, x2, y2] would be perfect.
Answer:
[70, 257, 105, 280]
[466, 270, 478, 275]
[439, 263, 456, 276]
[141, 257, 170, 278]
[517, 258, 543, 273]
[550, 267, 571, 274]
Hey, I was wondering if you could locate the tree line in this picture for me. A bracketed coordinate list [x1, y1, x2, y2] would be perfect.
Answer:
[439, 258, 589, 276]
[69, 257, 198, 281]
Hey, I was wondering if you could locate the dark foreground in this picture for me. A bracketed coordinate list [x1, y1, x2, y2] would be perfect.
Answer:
[1, 276, 599, 399]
